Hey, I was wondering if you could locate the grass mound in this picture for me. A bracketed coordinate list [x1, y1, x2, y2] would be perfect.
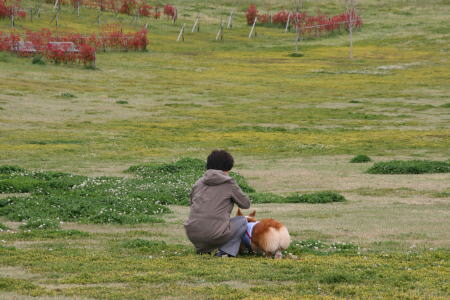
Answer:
[0, 166, 170, 224]
[0, 166, 85, 193]
[19, 217, 61, 230]
[285, 191, 346, 203]
[126, 157, 255, 201]
[367, 160, 450, 174]
[250, 191, 346, 204]
[249, 192, 285, 203]
[0, 159, 346, 224]
[0, 159, 254, 224]
[350, 154, 372, 163]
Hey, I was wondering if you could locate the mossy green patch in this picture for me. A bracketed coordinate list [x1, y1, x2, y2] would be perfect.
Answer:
[350, 154, 372, 163]
[250, 191, 346, 204]
[367, 160, 450, 174]
[0, 159, 255, 223]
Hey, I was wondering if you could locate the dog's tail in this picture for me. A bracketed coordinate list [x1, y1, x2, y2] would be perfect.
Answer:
[261, 226, 291, 254]
[278, 226, 291, 251]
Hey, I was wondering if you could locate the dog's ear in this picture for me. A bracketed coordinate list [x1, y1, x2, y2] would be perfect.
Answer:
[249, 210, 256, 217]
[237, 208, 243, 216]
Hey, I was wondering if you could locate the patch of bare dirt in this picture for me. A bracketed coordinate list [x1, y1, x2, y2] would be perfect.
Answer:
[0, 292, 93, 300]
[0, 266, 39, 280]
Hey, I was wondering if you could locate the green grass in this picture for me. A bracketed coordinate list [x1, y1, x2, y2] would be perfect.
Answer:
[0, 229, 90, 240]
[250, 191, 346, 204]
[285, 191, 346, 203]
[367, 160, 450, 174]
[0, 165, 170, 224]
[0, 0, 449, 170]
[0, 160, 347, 223]
[350, 154, 372, 163]
[115, 100, 129, 104]
[18, 217, 61, 230]
[31, 55, 45, 65]
[0, 159, 257, 223]
[0, 222, 9, 231]
[0, 238, 447, 298]
[0, 0, 449, 298]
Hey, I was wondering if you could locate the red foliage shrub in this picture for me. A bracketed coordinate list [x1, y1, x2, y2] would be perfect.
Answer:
[25, 29, 52, 51]
[130, 28, 147, 50]
[163, 4, 175, 17]
[0, 1, 9, 18]
[292, 12, 306, 25]
[79, 44, 95, 65]
[342, 9, 362, 30]
[45, 42, 78, 64]
[16, 9, 25, 18]
[0, 0, 26, 19]
[258, 13, 270, 24]
[245, 4, 257, 25]
[0, 31, 19, 51]
[139, 3, 152, 17]
[249, 5, 362, 37]
[1, 27, 148, 67]
[119, 0, 136, 15]
[272, 10, 289, 25]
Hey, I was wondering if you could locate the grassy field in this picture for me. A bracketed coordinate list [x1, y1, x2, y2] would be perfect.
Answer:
[1, 0, 449, 298]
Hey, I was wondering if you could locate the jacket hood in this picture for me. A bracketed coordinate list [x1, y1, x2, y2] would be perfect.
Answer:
[202, 169, 233, 186]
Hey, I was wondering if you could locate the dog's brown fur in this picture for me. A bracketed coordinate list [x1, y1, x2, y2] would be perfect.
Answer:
[237, 209, 291, 259]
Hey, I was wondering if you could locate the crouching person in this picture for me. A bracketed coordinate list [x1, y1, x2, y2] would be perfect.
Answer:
[184, 150, 251, 257]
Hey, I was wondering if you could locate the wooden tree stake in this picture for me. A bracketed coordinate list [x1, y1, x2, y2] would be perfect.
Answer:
[97, 13, 101, 26]
[53, 0, 61, 27]
[10, 7, 15, 27]
[347, 0, 356, 59]
[192, 14, 200, 32]
[227, 10, 233, 29]
[177, 23, 185, 42]
[172, 8, 178, 24]
[216, 21, 224, 41]
[285, 13, 291, 32]
[248, 17, 257, 39]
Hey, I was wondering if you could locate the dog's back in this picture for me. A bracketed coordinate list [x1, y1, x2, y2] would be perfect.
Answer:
[251, 218, 291, 257]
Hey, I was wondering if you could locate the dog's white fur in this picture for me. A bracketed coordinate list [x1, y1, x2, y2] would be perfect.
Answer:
[238, 209, 291, 259]
[255, 226, 291, 259]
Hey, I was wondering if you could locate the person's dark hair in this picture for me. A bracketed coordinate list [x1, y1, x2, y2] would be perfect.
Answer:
[206, 150, 234, 171]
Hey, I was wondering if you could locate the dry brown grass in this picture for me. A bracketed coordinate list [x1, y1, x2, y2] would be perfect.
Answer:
[237, 155, 450, 194]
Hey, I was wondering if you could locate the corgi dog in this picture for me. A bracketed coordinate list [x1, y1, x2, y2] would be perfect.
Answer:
[237, 209, 291, 259]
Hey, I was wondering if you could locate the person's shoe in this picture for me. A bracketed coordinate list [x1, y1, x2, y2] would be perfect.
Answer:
[214, 250, 225, 257]
[215, 250, 234, 258]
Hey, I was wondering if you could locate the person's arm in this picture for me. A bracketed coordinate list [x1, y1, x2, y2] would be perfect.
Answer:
[189, 185, 196, 206]
[230, 181, 251, 209]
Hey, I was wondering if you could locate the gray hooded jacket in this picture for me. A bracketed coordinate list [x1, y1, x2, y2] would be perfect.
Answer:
[184, 169, 251, 252]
